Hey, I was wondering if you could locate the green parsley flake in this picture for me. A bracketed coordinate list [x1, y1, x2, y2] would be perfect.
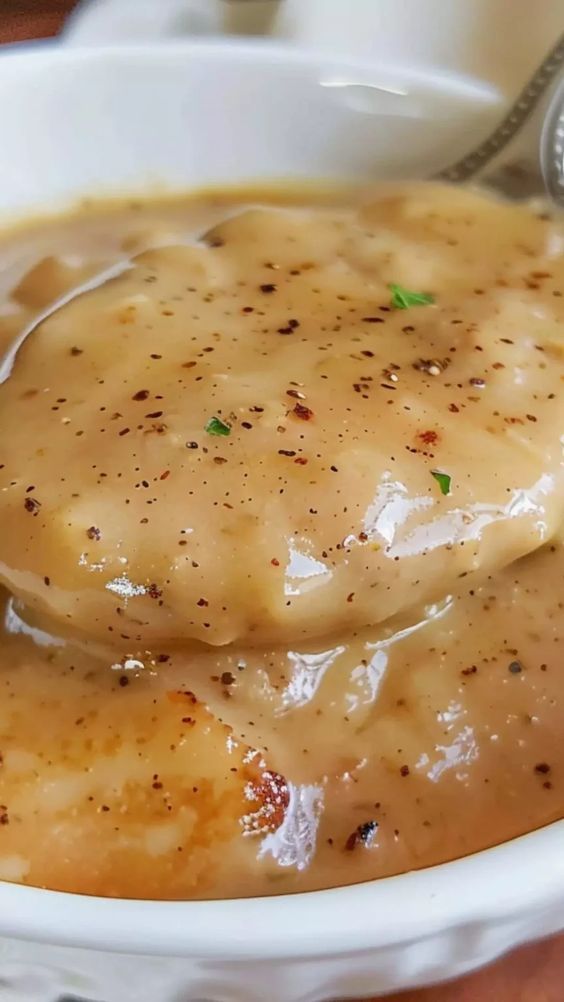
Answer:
[389, 283, 435, 310]
[431, 470, 451, 496]
[205, 416, 231, 437]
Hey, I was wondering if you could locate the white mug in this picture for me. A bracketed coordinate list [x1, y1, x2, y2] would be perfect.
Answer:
[66, 0, 564, 98]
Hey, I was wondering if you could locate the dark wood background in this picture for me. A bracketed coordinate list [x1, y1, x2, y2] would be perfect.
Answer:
[0, 0, 74, 42]
[2, 2, 564, 998]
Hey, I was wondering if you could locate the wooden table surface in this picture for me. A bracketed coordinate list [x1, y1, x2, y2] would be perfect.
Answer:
[3, 2, 564, 999]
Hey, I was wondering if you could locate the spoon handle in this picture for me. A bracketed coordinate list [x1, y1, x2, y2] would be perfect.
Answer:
[437, 32, 564, 183]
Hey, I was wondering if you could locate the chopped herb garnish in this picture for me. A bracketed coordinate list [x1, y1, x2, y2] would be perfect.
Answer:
[205, 416, 231, 437]
[431, 470, 451, 496]
[389, 283, 435, 310]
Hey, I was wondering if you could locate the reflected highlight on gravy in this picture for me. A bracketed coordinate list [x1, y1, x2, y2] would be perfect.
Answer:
[0, 182, 562, 898]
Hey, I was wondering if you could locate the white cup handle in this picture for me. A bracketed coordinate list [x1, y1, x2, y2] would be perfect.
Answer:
[63, 0, 225, 45]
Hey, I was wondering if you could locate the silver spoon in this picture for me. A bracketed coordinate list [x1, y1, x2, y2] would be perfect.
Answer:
[436, 31, 564, 204]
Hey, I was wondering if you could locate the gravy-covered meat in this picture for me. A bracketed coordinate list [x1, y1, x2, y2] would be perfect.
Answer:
[0, 185, 563, 652]
[0, 182, 562, 900]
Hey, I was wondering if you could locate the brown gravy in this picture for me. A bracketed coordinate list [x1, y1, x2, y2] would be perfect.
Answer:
[0, 183, 562, 899]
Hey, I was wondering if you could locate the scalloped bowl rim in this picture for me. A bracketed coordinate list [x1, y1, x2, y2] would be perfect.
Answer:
[0, 822, 562, 958]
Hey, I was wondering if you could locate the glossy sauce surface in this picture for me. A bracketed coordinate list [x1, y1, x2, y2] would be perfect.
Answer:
[0, 184, 562, 898]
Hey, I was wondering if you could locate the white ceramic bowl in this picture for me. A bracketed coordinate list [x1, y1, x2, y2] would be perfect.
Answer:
[1, 39, 564, 1002]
